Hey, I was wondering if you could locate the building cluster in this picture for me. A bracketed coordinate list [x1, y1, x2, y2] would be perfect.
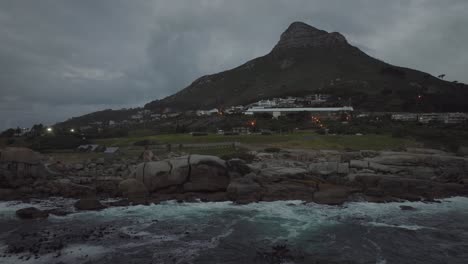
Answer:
[391, 113, 468, 124]
[248, 94, 330, 108]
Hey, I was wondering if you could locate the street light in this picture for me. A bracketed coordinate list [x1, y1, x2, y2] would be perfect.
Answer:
[46, 127, 53, 133]
[70, 128, 75, 133]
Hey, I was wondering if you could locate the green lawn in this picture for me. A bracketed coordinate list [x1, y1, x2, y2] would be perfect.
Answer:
[93, 132, 420, 151]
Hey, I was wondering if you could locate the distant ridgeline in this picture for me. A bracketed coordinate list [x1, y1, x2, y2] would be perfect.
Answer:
[58, 21, 468, 127]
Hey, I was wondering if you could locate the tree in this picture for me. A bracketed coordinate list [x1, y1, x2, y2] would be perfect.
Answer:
[438, 74, 446, 79]
[0, 128, 16, 138]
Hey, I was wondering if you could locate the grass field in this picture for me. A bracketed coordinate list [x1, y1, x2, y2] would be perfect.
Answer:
[93, 131, 421, 151]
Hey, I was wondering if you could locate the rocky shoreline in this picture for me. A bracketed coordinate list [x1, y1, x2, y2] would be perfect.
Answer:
[1, 147, 468, 217]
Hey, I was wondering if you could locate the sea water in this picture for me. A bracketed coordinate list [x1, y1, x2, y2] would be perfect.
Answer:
[0, 197, 468, 263]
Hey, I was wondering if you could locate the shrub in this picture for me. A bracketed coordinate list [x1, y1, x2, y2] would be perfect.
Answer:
[264, 147, 282, 153]
[134, 139, 159, 146]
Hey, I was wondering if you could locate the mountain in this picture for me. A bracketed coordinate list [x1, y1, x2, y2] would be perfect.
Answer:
[145, 21, 468, 112]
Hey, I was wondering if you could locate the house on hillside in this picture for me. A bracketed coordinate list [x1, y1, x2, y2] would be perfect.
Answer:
[104, 147, 120, 156]
[196, 108, 219, 116]
[77, 144, 102, 152]
[232, 127, 250, 134]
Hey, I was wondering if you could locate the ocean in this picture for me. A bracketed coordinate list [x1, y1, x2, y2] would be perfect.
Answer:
[1, 197, 468, 264]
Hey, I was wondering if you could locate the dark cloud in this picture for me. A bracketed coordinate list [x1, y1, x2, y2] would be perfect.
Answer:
[1, 0, 467, 130]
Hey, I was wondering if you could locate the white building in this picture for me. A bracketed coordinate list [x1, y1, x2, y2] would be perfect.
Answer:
[244, 106, 354, 119]
[196, 108, 219, 116]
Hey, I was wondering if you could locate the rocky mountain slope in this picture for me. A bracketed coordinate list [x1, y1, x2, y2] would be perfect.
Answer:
[145, 22, 468, 112]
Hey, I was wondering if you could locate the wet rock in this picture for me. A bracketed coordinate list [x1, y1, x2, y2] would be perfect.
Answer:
[259, 167, 308, 180]
[45, 179, 95, 198]
[118, 179, 148, 198]
[400, 205, 417, 211]
[74, 199, 105, 211]
[226, 159, 252, 179]
[350, 160, 369, 169]
[16, 207, 49, 219]
[74, 163, 84, 170]
[313, 186, 354, 205]
[227, 174, 262, 202]
[183, 155, 229, 192]
[0, 188, 17, 200]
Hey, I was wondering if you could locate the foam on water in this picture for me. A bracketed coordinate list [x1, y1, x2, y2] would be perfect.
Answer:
[0, 242, 109, 264]
[1, 197, 468, 263]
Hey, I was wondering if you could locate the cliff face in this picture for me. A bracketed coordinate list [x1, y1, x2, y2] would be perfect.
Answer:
[272, 22, 348, 51]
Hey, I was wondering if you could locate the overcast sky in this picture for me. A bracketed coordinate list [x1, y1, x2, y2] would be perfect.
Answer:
[1, 0, 467, 130]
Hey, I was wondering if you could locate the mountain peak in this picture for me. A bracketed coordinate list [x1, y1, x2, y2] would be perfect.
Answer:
[272, 21, 348, 51]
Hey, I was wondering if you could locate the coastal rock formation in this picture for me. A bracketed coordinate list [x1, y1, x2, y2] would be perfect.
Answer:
[128, 155, 229, 194]
[1, 147, 468, 206]
[74, 198, 106, 211]
[0, 147, 51, 188]
[16, 207, 49, 219]
[118, 178, 148, 198]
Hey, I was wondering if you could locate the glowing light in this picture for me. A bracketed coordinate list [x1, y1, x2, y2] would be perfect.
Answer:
[70, 129, 75, 133]
[46, 127, 53, 132]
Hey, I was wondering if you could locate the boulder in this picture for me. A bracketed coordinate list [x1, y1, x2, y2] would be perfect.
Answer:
[74, 198, 105, 211]
[45, 179, 95, 197]
[118, 179, 148, 198]
[0, 147, 43, 164]
[313, 186, 353, 205]
[308, 162, 338, 175]
[226, 159, 252, 179]
[261, 180, 316, 201]
[183, 155, 229, 192]
[0, 188, 17, 200]
[227, 174, 262, 202]
[400, 205, 417, 211]
[259, 167, 308, 180]
[74, 163, 84, 170]
[340, 151, 362, 162]
[368, 162, 401, 174]
[16, 207, 49, 219]
[349, 160, 369, 169]
[131, 161, 173, 192]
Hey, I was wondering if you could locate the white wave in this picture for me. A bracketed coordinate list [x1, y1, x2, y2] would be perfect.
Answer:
[366, 222, 433, 231]
[0, 242, 109, 264]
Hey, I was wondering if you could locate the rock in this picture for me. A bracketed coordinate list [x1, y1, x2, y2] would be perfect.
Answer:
[273, 22, 348, 52]
[0, 188, 17, 200]
[74, 199, 105, 211]
[308, 162, 338, 175]
[131, 161, 173, 192]
[340, 151, 362, 162]
[400, 205, 417, 211]
[131, 157, 190, 192]
[457, 146, 468, 157]
[227, 174, 262, 202]
[118, 179, 148, 198]
[368, 162, 401, 174]
[259, 167, 308, 179]
[0, 147, 43, 164]
[261, 180, 316, 201]
[349, 160, 369, 169]
[96, 158, 105, 165]
[45, 179, 95, 198]
[16, 207, 49, 219]
[406, 148, 449, 155]
[226, 159, 252, 179]
[183, 155, 229, 192]
[74, 163, 84, 170]
[313, 186, 354, 205]
[360, 150, 379, 158]
[337, 163, 350, 175]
